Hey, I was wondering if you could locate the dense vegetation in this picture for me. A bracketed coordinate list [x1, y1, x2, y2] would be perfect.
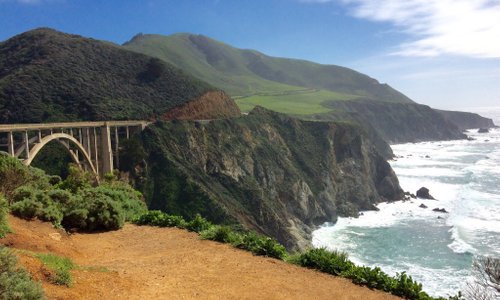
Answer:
[0, 28, 214, 123]
[0, 247, 44, 300]
[0, 153, 147, 231]
[134, 210, 461, 300]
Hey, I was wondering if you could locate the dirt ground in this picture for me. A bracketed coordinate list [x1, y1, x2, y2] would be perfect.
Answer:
[1, 215, 400, 300]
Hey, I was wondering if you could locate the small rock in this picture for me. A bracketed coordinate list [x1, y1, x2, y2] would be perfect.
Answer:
[49, 233, 62, 241]
[410, 193, 416, 199]
[419, 203, 428, 209]
[425, 155, 430, 158]
[437, 216, 444, 219]
[416, 187, 435, 200]
[478, 128, 489, 133]
[432, 208, 448, 213]
[467, 136, 475, 141]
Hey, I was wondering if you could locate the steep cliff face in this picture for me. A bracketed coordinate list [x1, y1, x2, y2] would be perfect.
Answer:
[436, 109, 496, 130]
[138, 107, 404, 250]
[162, 91, 241, 120]
[318, 100, 466, 144]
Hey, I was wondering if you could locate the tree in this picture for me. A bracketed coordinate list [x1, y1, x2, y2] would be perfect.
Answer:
[465, 256, 500, 300]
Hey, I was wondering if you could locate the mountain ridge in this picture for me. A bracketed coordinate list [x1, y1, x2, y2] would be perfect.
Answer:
[123, 33, 414, 103]
[0, 28, 240, 124]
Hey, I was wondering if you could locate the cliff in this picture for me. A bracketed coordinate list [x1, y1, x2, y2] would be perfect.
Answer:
[135, 107, 404, 250]
[436, 109, 496, 130]
[317, 99, 467, 144]
[162, 90, 241, 120]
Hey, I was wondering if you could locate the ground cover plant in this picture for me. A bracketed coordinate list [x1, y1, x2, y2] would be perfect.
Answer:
[0, 247, 44, 299]
[0, 195, 10, 238]
[33, 252, 75, 287]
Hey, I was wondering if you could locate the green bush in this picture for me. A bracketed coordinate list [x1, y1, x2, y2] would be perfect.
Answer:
[0, 247, 44, 299]
[200, 225, 236, 243]
[4, 160, 146, 232]
[62, 189, 124, 231]
[0, 154, 50, 201]
[133, 210, 187, 228]
[0, 195, 11, 238]
[185, 214, 212, 233]
[288, 248, 354, 276]
[10, 186, 64, 224]
[234, 231, 287, 260]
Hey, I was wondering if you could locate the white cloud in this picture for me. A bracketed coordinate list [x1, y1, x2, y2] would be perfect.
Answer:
[303, 0, 500, 58]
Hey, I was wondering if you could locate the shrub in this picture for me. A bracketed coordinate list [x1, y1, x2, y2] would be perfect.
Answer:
[289, 248, 354, 276]
[134, 210, 187, 228]
[0, 195, 10, 238]
[200, 225, 236, 243]
[56, 164, 94, 193]
[0, 247, 44, 299]
[185, 214, 212, 233]
[62, 189, 124, 231]
[11, 196, 63, 226]
[92, 184, 146, 221]
[0, 154, 49, 201]
[235, 231, 287, 260]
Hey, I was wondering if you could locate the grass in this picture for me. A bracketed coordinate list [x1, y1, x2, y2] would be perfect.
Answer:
[235, 89, 358, 115]
[33, 253, 75, 286]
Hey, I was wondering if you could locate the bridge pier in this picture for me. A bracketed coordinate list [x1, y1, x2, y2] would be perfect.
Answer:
[100, 123, 113, 177]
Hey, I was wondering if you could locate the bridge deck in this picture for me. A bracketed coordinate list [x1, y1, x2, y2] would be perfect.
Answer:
[0, 120, 150, 132]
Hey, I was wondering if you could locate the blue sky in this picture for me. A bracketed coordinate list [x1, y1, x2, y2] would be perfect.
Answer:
[1, 0, 499, 109]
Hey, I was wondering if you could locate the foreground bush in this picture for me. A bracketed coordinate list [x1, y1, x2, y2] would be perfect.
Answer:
[3, 157, 147, 232]
[0, 247, 44, 299]
[0, 195, 10, 238]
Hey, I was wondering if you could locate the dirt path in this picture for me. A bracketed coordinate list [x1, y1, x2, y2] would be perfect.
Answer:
[1, 215, 399, 300]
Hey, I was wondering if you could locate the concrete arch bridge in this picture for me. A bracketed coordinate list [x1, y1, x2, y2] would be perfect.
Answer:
[0, 121, 149, 179]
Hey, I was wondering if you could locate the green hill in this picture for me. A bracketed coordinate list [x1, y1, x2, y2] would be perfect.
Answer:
[0, 28, 218, 124]
[123, 32, 496, 142]
[123, 33, 413, 110]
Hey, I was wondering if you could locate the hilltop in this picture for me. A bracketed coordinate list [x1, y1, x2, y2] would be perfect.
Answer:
[0, 28, 240, 124]
[123, 33, 413, 103]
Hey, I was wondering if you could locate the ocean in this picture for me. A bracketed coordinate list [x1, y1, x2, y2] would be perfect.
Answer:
[313, 108, 500, 297]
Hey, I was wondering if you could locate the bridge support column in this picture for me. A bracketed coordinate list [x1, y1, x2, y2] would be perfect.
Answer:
[7, 132, 14, 156]
[24, 131, 30, 159]
[100, 123, 113, 177]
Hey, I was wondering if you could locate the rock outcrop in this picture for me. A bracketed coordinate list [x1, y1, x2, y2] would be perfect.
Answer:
[436, 110, 496, 131]
[162, 91, 241, 120]
[315, 100, 467, 144]
[137, 107, 404, 250]
[416, 187, 435, 200]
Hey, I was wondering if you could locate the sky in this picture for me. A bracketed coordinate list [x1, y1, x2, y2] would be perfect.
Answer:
[0, 0, 499, 110]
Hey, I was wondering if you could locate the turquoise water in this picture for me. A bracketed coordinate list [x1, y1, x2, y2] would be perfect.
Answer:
[313, 109, 500, 297]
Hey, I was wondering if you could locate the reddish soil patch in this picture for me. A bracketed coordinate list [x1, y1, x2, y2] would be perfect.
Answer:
[1, 215, 399, 300]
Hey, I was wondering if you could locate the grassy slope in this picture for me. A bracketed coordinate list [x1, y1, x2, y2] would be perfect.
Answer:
[236, 89, 359, 115]
[123, 33, 413, 112]
[0, 28, 214, 123]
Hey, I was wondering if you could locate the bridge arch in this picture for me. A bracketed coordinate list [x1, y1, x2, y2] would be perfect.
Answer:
[23, 133, 98, 176]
